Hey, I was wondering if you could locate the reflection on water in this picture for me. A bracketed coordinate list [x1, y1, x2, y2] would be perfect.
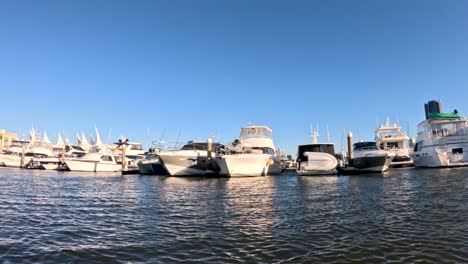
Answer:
[0, 167, 467, 263]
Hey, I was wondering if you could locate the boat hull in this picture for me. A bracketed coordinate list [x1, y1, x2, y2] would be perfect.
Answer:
[137, 159, 170, 175]
[339, 153, 394, 174]
[152, 163, 169, 175]
[0, 155, 22, 168]
[138, 162, 155, 174]
[297, 152, 338, 176]
[412, 145, 468, 168]
[159, 153, 219, 176]
[65, 160, 121, 172]
[217, 154, 282, 177]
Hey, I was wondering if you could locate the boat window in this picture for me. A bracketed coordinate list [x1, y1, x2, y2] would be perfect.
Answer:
[381, 142, 399, 149]
[180, 142, 223, 151]
[25, 153, 48, 158]
[320, 145, 328, 153]
[297, 144, 335, 160]
[130, 144, 143, 150]
[452, 148, 463, 154]
[70, 152, 86, 157]
[126, 155, 143, 160]
[72, 146, 85, 151]
[258, 147, 275, 155]
[414, 142, 423, 152]
[101, 155, 113, 162]
[181, 143, 206, 151]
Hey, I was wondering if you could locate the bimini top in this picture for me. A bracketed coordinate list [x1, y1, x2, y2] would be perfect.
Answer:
[240, 126, 273, 139]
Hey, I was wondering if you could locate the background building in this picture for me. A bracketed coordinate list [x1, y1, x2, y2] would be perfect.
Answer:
[0, 130, 18, 152]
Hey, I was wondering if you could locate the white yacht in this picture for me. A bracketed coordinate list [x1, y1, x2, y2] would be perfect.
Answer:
[0, 140, 29, 168]
[65, 151, 121, 172]
[32, 145, 87, 170]
[350, 142, 395, 172]
[296, 128, 338, 175]
[297, 143, 338, 175]
[216, 125, 282, 177]
[411, 100, 468, 168]
[112, 139, 146, 172]
[158, 141, 223, 176]
[339, 132, 395, 174]
[137, 149, 169, 175]
[2, 129, 55, 168]
[375, 118, 413, 167]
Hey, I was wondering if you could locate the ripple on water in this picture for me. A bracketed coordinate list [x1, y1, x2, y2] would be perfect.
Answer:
[0, 167, 467, 263]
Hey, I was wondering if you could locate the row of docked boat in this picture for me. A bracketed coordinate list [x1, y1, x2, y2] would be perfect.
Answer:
[297, 100, 468, 175]
[1, 100, 467, 176]
[0, 128, 147, 172]
[135, 126, 283, 177]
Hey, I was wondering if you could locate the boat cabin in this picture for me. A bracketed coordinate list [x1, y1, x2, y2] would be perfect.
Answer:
[417, 119, 467, 141]
[237, 126, 276, 151]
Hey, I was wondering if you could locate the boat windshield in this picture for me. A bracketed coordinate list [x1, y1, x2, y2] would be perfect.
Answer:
[240, 127, 272, 138]
[353, 142, 378, 151]
[4, 151, 20, 155]
[181, 142, 223, 151]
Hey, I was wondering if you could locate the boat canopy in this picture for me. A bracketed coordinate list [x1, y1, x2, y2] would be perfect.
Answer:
[240, 126, 272, 139]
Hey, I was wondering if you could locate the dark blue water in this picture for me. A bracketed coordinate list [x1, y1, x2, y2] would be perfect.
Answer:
[0, 167, 467, 263]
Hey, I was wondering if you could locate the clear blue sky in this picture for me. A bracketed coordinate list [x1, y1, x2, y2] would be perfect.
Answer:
[1, 0, 467, 155]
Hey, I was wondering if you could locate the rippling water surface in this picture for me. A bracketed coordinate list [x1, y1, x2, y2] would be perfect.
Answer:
[0, 167, 467, 263]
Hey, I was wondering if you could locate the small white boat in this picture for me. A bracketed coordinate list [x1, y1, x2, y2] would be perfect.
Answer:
[297, 144, 338, 175]
[339, 140, 395, 174]
[65, 152, 121, 172]
[216, 125, 282, 177]
[0, 143, 27, 168]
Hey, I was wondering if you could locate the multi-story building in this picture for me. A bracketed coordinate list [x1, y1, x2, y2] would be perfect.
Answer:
[0, 130, 18, 152]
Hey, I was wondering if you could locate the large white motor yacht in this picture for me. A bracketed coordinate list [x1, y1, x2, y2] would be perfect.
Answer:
[216, 125, 282, 177]
[411, 100, 468, 168]
[375, 118, 413, 167]
[65, 151, 121, 172]
[0, 141, 29, 168]
[158, 141, 223, 176]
